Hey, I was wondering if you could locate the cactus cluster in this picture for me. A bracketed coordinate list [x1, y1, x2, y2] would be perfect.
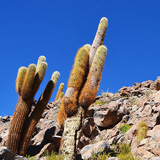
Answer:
[7, 56, 60, 156]
[57, 17, 108, 128]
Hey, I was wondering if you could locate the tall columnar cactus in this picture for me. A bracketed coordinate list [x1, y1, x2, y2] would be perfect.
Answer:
[7, 56, 59, 155]
[58, 17, 108, 160]
[19, 71, 60, 155]
[57, 45, 90, 127]
[55, 83, 64, 101]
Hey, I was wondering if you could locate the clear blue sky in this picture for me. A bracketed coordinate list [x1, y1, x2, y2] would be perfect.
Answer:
[1, 0, 160, 116]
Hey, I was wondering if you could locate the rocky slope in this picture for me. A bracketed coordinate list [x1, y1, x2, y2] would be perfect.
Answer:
[1, 77, 160, 160]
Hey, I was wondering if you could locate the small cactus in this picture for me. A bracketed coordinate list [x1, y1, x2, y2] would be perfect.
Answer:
[55, 83, 64, 101]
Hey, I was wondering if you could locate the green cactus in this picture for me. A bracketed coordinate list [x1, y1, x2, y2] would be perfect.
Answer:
[19, 71, 60, 155]
[7, 56, 59, 155]
[55, 83, 64, 101]
[79, 45, 107, 110]
[16, 67, 27, 95]
[63, 45, 90, 117]
[89, 17, 108, 68]
[58, 92, 64, 99]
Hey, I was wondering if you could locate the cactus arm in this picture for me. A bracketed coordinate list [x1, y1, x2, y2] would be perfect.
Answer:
[19, 71, 60, 155]
[16, 67, 27, 96]
[57, 100, 67, 128]
[89, 17, 108, 68]
[32, 62, 47, 96]
[55, 83, 64, 101]
[79, 45, 107, 110]
[62, 46, 89, 117]
[21, 64, 37, 100]
[58, 92, 64, 99]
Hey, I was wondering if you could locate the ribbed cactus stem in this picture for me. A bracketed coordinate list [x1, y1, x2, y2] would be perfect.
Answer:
[89, 17, 108, 68]
[32, 61, 47, 96]
[16, 67, 27, 96]
[7, 97, 32, 153]
[64, 47, 89, 117]
[21, 64, 36, 100]
[52, 71, 60, 85]
[79, 45, 107, 110]
[55, 83, 64, 101]
[59, 92, 64, 99]
[19, 71, 60, 155]
[36, 55, 46, 72]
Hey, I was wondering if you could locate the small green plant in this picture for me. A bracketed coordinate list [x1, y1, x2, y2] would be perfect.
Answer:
[146, 89, 152, 97]
[120, 95, 128, 98]
[129, 97, 137, 106]
[116, 143, 140, 160]
[26, 155, 36, 160]
[44, 150, 64, 160]
[90, 151, 111, 160]
[137, 121, 148, 143]
[119, 123, 132, 134]
[94, 100, 108, 105]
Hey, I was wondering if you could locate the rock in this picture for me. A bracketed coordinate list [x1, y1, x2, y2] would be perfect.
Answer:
[107, 157, 119, 160]
[150, 157, 160, 160]
[35, 143, 55, 159]
[80, 141, 111, 160]
[93, 101, 129, 128]
[82, 117, 100, 138]
[0, 146, 28, 160]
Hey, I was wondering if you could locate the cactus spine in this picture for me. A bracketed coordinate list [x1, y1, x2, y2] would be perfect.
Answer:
[7, 56, 59, 155]
[20, 71, 60, 155]
[55, 83, 64, 101]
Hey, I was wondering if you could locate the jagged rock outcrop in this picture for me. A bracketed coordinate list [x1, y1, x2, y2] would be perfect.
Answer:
[1, 78, 160, 159]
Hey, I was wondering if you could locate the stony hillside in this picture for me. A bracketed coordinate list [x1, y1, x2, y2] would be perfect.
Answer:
[1, 77, 160, 160]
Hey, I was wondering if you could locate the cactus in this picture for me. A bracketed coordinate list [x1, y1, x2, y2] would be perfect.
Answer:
[89, 17, 108, 68]
[7, 64, 38, 153]
[58, 92, 64, 99]
[63, 46, 90, 117]
[79, 45, 107, 110]
[16, 67, 27, 95]
[55, 83, 64, 101]
[58, 17, 108, 160]
[7, 56, 59, 155]
[19, 71, 60, 155]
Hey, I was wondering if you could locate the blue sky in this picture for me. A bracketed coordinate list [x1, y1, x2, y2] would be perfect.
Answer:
[1, 0, 160, 116]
